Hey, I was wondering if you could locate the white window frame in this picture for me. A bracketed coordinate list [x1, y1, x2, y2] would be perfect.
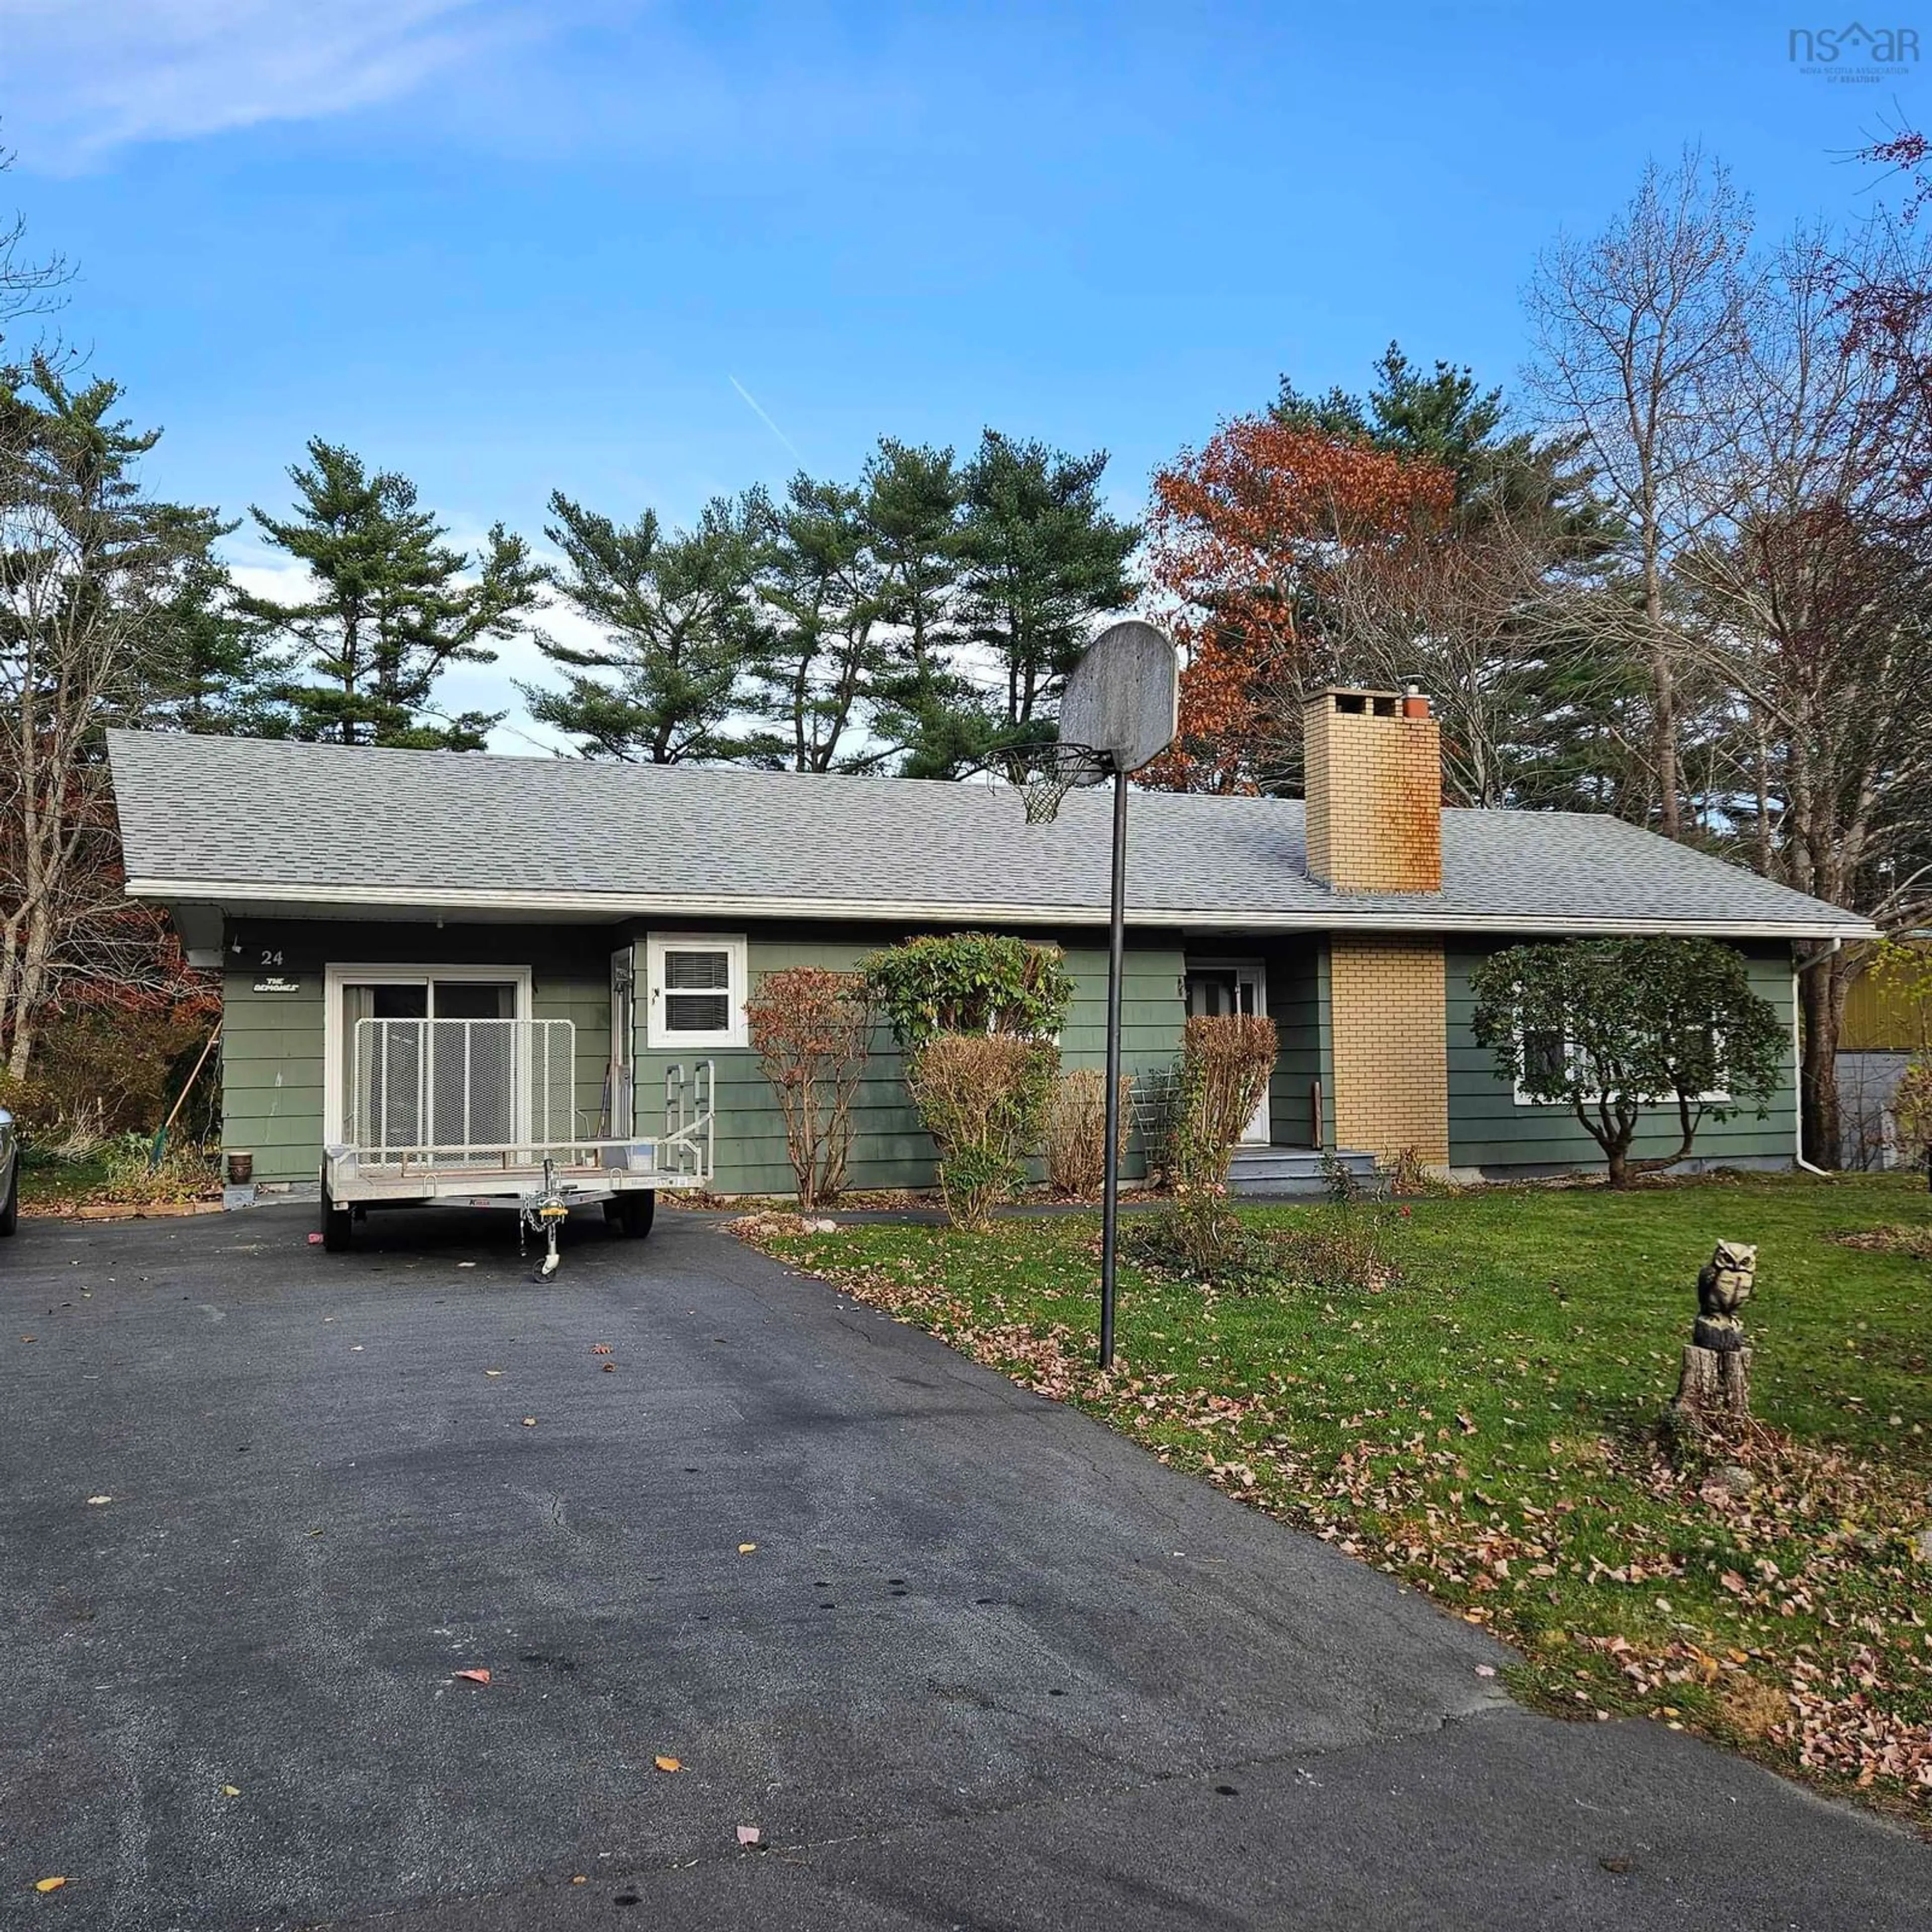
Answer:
[322, 963, 533, 1147]
[1511, 1017, 1729, 1108]
[645, 932, 748, 1051]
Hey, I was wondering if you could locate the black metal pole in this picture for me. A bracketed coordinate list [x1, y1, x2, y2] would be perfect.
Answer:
[1099, 766, 1129, 1369]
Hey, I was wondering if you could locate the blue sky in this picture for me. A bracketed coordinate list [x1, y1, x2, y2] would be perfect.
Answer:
[0, 2, 1919, 744]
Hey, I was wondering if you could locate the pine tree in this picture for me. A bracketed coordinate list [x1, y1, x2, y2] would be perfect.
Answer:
[526, 488, 766, 763]
[1273, 344, 1626, 807]
[145, 539, 288, 737]
[860, 439, 977, 777]
[245, 441, 541, 749]
[744, 474, 888, 772]
[0, 357, 236, 1072]
[950, 431, 1140, 773]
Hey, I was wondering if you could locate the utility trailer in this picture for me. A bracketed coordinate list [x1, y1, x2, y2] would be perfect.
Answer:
[318, 1017, 714, 1277]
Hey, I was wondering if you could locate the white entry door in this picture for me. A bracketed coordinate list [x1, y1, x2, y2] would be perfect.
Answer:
[1184, 960, 1270, 1143]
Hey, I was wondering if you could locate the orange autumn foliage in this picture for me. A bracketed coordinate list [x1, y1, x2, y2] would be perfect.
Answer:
[1142, 417, 1454, 791]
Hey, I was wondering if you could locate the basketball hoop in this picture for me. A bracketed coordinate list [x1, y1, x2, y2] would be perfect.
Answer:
[1018, 741, 1108, 824]
[1017, 618, 1181, 1371]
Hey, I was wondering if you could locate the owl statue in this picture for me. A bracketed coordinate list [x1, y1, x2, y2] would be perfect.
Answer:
[1694, 1241, 1757, 1351]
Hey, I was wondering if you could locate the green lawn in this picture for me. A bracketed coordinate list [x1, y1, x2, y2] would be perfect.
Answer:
[741, 1173, 1932, 1820]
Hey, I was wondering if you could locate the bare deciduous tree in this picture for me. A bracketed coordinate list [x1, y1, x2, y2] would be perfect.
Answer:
[1321, 503, 1611, 807]
[1525, 146, 1758, 840]
[1674, 219, 1932, 1159]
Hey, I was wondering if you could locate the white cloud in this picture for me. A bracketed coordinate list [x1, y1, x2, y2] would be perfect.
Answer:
[0, 0, 539, 167]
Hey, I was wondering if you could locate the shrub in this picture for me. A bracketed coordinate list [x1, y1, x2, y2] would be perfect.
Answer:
[98, 1134, 222, 1206]
[1151, 1014, 1277, 1268]
[1319, 1147, 1364, 1205]
[1042, 1067, 1133, 1196]
[0, 1004, 218, 1153]
[863, 933, 1073, 1054]
[1384, 1144, 1452, 1197]
[1125, 1203, 1397, 1296]
[1171, 1014, 1278, 1187]
[745, 967, 873, 1208]
[906, 1031, 1057, 1230]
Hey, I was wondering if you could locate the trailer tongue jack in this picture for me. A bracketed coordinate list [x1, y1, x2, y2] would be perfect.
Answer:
[521, 1158, 569, 1281]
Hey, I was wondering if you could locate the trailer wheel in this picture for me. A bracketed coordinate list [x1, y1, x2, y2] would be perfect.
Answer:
[606, 1190, 655, 1239]
[319, 1173, 353, 1253]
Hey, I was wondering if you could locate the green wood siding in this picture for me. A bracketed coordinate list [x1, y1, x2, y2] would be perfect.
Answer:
[626, 923, 1186, 1196]
[215, 913, 1798, 1193]
[1265, 939, 1326, 1146]
[1445, 939, 1799, 1173]
[219, 921, 617, 1183]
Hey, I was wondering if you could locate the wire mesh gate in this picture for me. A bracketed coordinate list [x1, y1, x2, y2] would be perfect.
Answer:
[350, 1017, 575, 1164]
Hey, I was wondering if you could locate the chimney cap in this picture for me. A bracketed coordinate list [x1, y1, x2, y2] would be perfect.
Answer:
[1302, 685, 1405, 708]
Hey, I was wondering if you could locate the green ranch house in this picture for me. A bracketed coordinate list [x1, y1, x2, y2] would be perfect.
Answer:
[107, 691, 1873, 1203]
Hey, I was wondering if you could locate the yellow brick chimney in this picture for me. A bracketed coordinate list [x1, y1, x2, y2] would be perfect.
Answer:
[1302, 686, 1442, 894]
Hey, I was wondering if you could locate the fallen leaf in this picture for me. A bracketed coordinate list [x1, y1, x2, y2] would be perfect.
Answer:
[571, 1875, 587, 1884]
[222, 1785, 240, 1797]
[453, 1668, 491, 1685]
[1475, 1664, 1497, 1678]
[602, 1363, 615, 1373]
[21, 1335, 36, 1343]
[86, 1495, 111, 1506]
[591, 1344, 612, 1355]
[654, 1755, 681, 1773]
[306, 1232, 323, 1245]
[457, 1261, 477, 1269]
[522, 1417, 537, 1427]
[737, 1543, 757, 1554]
[484, 1369, 503, 1377]
[737, 1825, 760, 1846]
[34, 1877, 67, 1893]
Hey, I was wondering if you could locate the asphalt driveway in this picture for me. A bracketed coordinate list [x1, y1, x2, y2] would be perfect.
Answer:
[2, 1204, 1926, 1929]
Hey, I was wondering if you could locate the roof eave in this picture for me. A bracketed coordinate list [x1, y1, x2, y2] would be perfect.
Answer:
[123, 875, 1880, 943]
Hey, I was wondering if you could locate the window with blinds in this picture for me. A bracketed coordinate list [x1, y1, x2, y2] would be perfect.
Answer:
[646, 934, 747, 1049]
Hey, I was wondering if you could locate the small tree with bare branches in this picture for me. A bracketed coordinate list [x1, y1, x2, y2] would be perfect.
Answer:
[745, 967, 873, 1207]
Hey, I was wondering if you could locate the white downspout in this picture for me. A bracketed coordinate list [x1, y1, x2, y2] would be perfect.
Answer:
[1793, 938, 1842, 1175]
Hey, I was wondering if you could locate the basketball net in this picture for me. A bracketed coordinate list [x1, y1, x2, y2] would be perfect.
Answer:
[1018, 742, 1108, 824]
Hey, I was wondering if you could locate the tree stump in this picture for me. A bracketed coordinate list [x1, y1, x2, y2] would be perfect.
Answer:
[1671, 1240, 1757, 1425]
[1673, 1343, 1751, 1420]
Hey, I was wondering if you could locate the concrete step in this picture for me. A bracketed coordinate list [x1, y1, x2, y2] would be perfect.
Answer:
[1227, 1146, 1378, 1197]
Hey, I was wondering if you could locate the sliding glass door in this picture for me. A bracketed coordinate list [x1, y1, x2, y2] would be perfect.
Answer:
[330, 970, 525, 1152]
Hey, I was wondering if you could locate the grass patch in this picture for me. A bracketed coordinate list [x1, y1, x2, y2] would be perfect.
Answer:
[741, 1173, 1932, 1821]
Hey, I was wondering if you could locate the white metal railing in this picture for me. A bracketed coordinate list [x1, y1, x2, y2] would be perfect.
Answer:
[341, 1019, 717, 1186]
[662, 1059, 716, 1182]
[351, 1017, 575, 1165]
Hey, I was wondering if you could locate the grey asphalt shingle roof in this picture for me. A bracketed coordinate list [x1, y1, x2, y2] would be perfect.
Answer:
[106, 731, 1872, 937]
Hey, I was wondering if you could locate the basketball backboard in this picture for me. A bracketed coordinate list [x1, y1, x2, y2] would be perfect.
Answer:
[1057, 619, 1179, 779]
